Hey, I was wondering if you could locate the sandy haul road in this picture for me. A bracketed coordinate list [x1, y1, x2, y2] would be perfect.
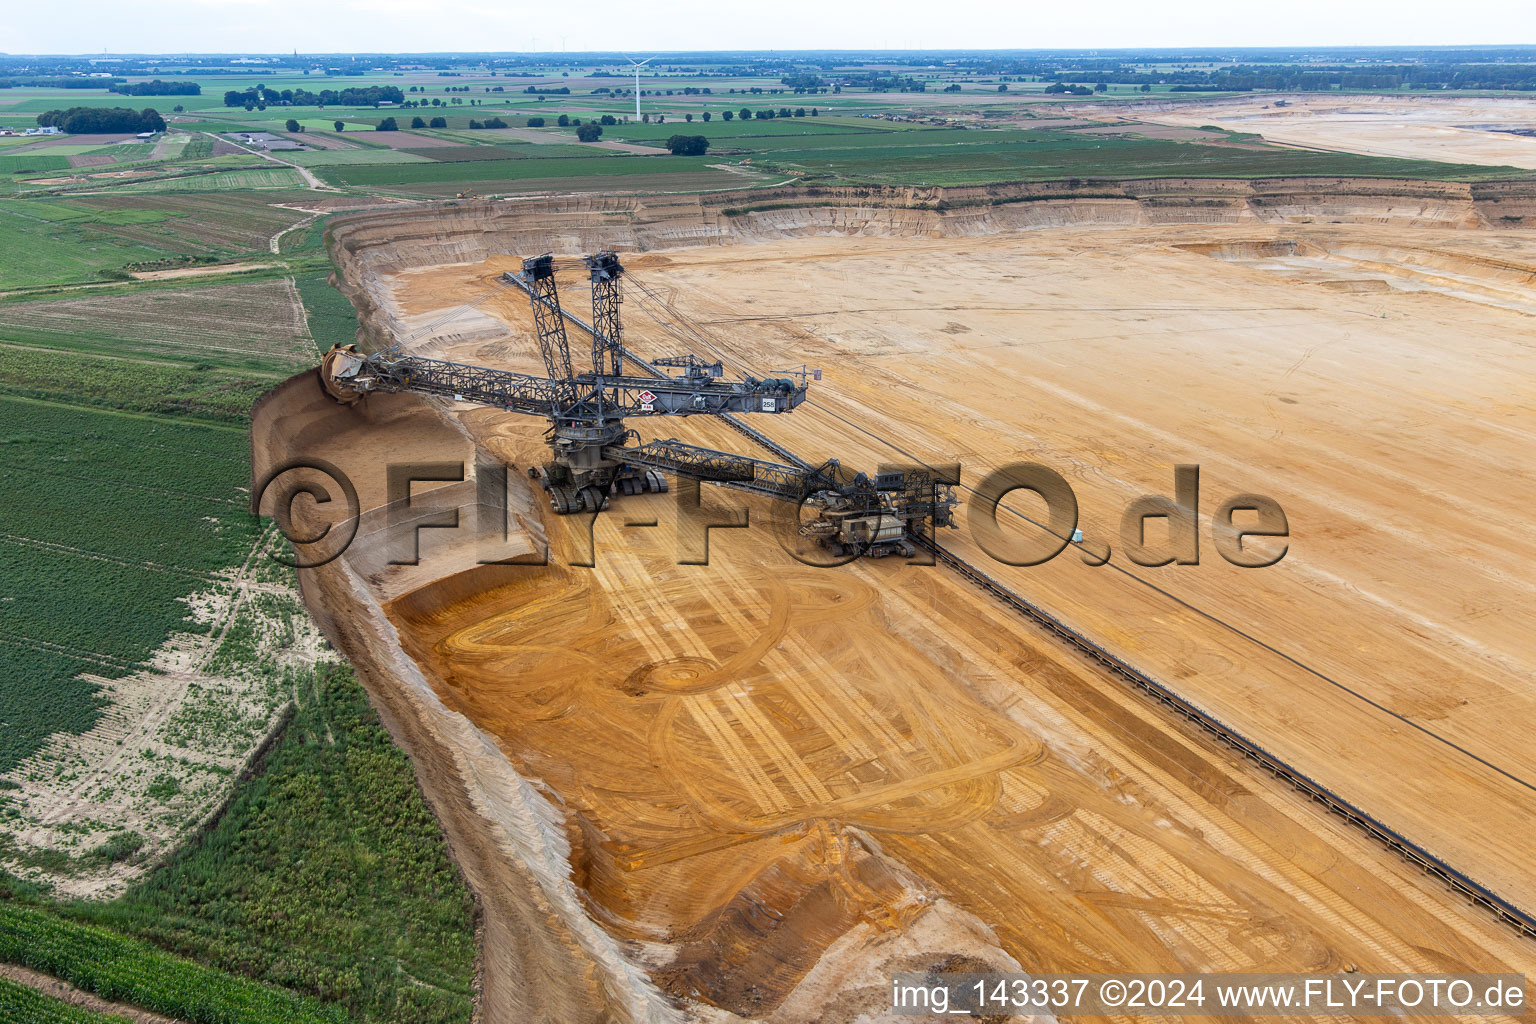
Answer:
[254, 183, 1536, 1022]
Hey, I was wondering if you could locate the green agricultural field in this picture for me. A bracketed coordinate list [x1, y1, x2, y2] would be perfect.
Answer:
[748, 129, 1533, 184]
[0, 343, 277, 421]
[78, 664, 478, 1024]
[407, 143, 598, 161]
[295, 270, 361, 350]
[0, 976, 134, 1022]
[293, 118, 379, 133]
[102, 166, 307, 193]
[409, 128, 536, 145]
[0, 276, 318, 371]
[0, 202, 184, 286]
[2, 144, 115, 156]
[0, 902, 345, 1023]
[603, 118, 873, 142]
[0, 153, 74, 173]
[0, 193, 309, 287]
[283, 147, 432, 166]
[425, 169, 754, 196]
[68, 191, 313, 254]
[0, 394, 258, 774]
[313, 152, 719, 189]
[400, 145, 529, 162]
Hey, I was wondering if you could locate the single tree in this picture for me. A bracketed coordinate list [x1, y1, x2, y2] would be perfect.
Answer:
[599, 114, 617, 125]
[557, 113, 570, 127]
[997, 84, 1008, 92]
[685, 113, 693, 122]
[740, 107, 751, 121]
[410, 115, 426, 128]
[1140, 83, 1152, 93]
[721, 109, 733, 121]
[702, 111, 711, 121]
[665, 134, 709, 156]
[285, 118, 301, 133]
[173, 104, 184, 113]
[333, 120, 345, 131]
[811, 107, 819, 115]
[526, 116, 546, 127]
[429, 116, 447, 128]
[794, 107, 805, 117]
[377, 117, 398, 131]
[575, 122, 603, 142]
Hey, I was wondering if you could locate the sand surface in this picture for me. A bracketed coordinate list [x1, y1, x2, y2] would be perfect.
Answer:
[264, 193, 1536, 1019]
[364, 223, 1536, 1014]
[1126, 95, 1536, 168]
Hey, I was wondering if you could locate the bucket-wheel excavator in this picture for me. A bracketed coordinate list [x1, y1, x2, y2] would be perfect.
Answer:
[320, 252, 957, 557]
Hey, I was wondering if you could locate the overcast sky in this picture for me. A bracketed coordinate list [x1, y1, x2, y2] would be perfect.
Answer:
[6, 0, 1535, 56]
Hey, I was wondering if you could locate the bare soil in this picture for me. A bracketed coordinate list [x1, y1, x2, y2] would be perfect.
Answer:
[255, 182, 1536, 1022]
[1119, 94, 1536, 168]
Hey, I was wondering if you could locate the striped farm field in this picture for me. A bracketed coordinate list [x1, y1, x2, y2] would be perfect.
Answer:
[100, 167, 307, 193]
[372, 168, 757, 197]
[0, 194, 311, 286]
[0, 276, 317, 371]
[0, 903, 345, 1024]
[402, 146, 538, 162]
[283, 147, 432, 166]
[0, 977, 133, 1023]
[0, 153, 73, 174]
[312, 153, 717, 189]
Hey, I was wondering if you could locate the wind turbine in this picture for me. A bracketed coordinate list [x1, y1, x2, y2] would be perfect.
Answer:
[625, 56, 654, 122]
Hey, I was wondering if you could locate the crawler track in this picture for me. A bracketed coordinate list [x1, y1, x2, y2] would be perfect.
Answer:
[914, 536, 1536, 942]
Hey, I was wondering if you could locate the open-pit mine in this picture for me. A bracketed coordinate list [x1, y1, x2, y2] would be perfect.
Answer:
[251, 180, 1536, 1022]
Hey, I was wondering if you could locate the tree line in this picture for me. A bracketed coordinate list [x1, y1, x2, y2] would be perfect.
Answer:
[222, 85, 405, 108]
[35, 106, 165, 133]
[110, 80, 201, 96]
[0, 76, 121, 89]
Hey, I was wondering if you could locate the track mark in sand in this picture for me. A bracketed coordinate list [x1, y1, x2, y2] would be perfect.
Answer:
[723, 689, 834, 807]
[685, 696, 790, 815]
[655, 676, 1040, 835]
